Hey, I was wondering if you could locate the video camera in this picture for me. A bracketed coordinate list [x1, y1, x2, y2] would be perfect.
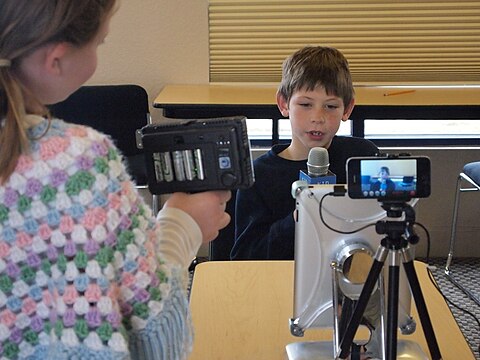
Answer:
[137, 116, 255, 194]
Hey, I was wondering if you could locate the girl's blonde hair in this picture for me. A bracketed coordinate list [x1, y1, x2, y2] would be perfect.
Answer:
[0, 0, 116, 183]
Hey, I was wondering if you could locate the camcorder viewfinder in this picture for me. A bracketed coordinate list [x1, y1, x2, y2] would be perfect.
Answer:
[347, 154, 431, 201]
[137, 116, 255, 194]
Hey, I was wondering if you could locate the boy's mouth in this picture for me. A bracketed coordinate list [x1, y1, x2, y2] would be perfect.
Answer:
[308, 131, 323, 136]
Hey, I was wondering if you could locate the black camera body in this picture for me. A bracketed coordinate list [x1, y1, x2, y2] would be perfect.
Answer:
[137, 116, 255, 194]
[346, 154, 431, 201]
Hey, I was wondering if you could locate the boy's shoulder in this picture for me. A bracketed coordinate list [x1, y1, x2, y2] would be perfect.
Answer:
[333, 135, 374, 145]
[254, 144, 289, 164]
[253, 143, 303, 176]
[331, 135, 378, 152]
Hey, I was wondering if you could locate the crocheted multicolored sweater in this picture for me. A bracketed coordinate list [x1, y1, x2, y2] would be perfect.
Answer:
[0, 118, 200, 359]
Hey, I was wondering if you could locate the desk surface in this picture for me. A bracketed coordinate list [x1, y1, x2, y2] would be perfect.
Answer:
[154, 84, 480, 107]
[188, 260, 474, 360]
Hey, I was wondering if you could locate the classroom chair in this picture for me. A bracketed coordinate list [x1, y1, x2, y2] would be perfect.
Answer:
[445, 161, 480, 305]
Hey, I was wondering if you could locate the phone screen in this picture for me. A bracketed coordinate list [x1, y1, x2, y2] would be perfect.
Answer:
[347, 156, 431, 200]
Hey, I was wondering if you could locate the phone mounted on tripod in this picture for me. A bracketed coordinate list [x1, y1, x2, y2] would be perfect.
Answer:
[346, 154, 431, 202]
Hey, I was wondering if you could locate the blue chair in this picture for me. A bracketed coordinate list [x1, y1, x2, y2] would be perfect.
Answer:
[445, 161, 480, 305]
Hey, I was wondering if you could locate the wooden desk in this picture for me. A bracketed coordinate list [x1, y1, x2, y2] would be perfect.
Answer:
[155, 84, 480, 107]
[154, 84, 480, 146]
[188, 260, 474, 360]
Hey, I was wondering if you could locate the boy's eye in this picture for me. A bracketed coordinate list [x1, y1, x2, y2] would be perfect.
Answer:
[299, 103, 312, 107]
[325, 104, 339, 110]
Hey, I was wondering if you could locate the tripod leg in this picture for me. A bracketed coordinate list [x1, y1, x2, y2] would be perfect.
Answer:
[337, 246, 389, 359]
[386, 251, 401, 360]
[401, 247, 442, 360]
[338, 297, 355, 340]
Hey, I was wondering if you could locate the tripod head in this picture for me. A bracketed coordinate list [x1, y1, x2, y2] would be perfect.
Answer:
[375, 201, 419, 248]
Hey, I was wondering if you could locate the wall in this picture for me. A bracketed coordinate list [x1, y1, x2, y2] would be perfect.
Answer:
[90, 0, 209, 120]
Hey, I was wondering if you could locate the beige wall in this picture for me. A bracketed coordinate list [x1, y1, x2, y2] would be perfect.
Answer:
[90, 0, 209, 120]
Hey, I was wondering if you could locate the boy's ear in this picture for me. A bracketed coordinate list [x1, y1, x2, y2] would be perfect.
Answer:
[342, 98, 355, 121]
[276, 92, 290, 117]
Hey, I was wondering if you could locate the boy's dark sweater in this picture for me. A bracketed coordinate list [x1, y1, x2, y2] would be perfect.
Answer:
[231, 136, 378, 260]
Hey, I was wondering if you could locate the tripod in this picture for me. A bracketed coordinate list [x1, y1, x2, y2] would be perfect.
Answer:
[336, 201, 442, 360]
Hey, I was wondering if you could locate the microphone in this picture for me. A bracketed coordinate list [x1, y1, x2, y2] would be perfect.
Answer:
[299, 147, 336, 184]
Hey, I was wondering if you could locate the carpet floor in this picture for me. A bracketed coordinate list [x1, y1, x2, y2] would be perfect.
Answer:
[426, 257, 480, 359]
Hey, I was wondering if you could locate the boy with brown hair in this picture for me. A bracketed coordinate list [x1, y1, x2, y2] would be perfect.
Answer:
[232, 46, 378, 260]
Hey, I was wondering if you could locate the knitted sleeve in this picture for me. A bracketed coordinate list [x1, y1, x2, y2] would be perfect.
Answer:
[155, 207, 202, 269]
[0, 119, 198, 360]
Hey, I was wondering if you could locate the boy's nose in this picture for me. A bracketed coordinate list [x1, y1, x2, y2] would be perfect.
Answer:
[311, 108, 327, 123]
[311, 114, 326, 123]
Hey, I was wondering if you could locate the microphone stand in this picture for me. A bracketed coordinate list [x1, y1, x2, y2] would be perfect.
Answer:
[336, 201, 442, 360]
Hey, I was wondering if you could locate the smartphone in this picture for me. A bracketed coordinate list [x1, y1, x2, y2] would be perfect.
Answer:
[347, 155, 431, 200]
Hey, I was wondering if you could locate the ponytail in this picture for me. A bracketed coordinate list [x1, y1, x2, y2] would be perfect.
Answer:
[0, 68, 32, 184]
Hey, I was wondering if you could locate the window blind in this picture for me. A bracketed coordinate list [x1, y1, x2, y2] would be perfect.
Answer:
[208, 0, 480, 84]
